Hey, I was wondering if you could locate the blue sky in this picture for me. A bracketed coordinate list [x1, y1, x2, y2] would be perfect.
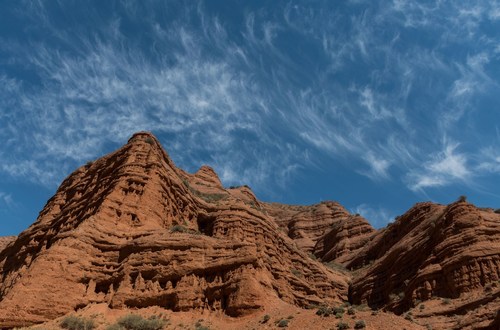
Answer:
[1, 1, 500, 235]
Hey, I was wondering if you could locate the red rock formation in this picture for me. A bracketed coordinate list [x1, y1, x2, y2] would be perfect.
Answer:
[0, 132, 347, 327]
[348, 200, 500, 329]
[263, 201, 375, 265]
[0, 132, 498, 330]
[0, 236, 15, 252]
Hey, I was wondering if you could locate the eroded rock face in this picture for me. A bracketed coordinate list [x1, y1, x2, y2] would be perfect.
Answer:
[349, 201, 500, 329]
[0, 236, 15, 253]
[263, 201, 375, 264]
[0, 132, 498, 330]
[0, 132, 347, 327]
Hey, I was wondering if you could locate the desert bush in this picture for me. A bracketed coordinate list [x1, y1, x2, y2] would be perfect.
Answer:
[113, 314, 165, 330]
[316, 306, 331, 317]
[458, 195, 467, 202]
[495, 209, 500, 214]
[261, 314, 271, 323]
[194, 321, 209, 330]
[324, 261, 349, 273]
[106, 325, 123, 330]
[353, 304, 369, 311]
[337, 321, 349, 329]
[170, 225, 187, 233]
[333, 306, 345, 314]
[347, 307, 355, 315]
[290, 268, 302, 277]
[60, 316, 95, 330]
[277, 319, 289, 327]
[442, 298, 451, 305]
[354, 320, 366, 329]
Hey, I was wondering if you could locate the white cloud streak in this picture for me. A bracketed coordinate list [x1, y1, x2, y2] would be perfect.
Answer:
[0, 191, 14, 211]
[353, 203, 395, 229]
[0, 0, 499, 206]
[407, 142, 471, 191]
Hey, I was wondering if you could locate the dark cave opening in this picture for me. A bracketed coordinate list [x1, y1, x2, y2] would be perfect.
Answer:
[197, 213, 215, 236]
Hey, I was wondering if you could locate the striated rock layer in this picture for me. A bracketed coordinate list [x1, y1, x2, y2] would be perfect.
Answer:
[348, 201, 500, 329]
[0, 236, 15, 253]
[263, 201, 375, 264]
[0, 132, 499, 329]
[0, 132, 347, 327]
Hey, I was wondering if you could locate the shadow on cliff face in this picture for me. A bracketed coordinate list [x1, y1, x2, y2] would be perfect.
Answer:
[197, 213, 215, 236]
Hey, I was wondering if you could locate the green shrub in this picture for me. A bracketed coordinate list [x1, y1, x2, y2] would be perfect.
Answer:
[419, 303, 425, 310]
[194, 321, 210, 330]
[114, 314, 165, 330]
[333, 306, 345, 314]
[316, 306, 331, 317]
[337, 322, 349, 330]
[347, 307, 355, 315]
[61, 316, 95, 330]
[171, 225, 187, 233]
[335, 312, 343, 319]
[458, 195, 467, 202]
[354, 320, 366, 329]
[442, 298, 451, 305]
[277, 319, 289, 327]
[290, 268, 302, 277]
[494, 209, 500, 214]
[261, 314, 270, 323]
[325, 262, 348, 273]
[106, 325, 123, 330]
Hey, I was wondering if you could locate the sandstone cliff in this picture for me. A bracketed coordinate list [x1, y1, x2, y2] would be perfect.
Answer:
[348, 201, 500, 329]
[0, 236, 15, 253]
[0, 132, 347, 327]
[0, 132, 498, 330]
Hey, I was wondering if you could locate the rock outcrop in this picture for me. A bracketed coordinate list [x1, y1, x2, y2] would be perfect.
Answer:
[0, 132, 498, 330]
[0, 132, 347, 327]
[0, 236, 15, 253]
[348, 201, 500, 329]
[263, 201, 375, 264]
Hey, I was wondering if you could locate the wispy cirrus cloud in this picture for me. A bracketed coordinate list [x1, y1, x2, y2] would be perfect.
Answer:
[0, 191, 14, 211]
[352, 203, 395, 229]
[407, 142, 471, 191]
[0, 0, 499, 222]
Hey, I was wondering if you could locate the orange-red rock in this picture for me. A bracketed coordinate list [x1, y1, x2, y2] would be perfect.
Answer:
[0, 132, 498, 330]
[0, 236, 15, 252]
[348, 201, 500, 329]
[0, 132, 347, 327]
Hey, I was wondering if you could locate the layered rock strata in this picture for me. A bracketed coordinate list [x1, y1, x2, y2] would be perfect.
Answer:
[348, 201, 500, 329]
[0, 132, 347, 327]
[0, 132, 498, 330]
